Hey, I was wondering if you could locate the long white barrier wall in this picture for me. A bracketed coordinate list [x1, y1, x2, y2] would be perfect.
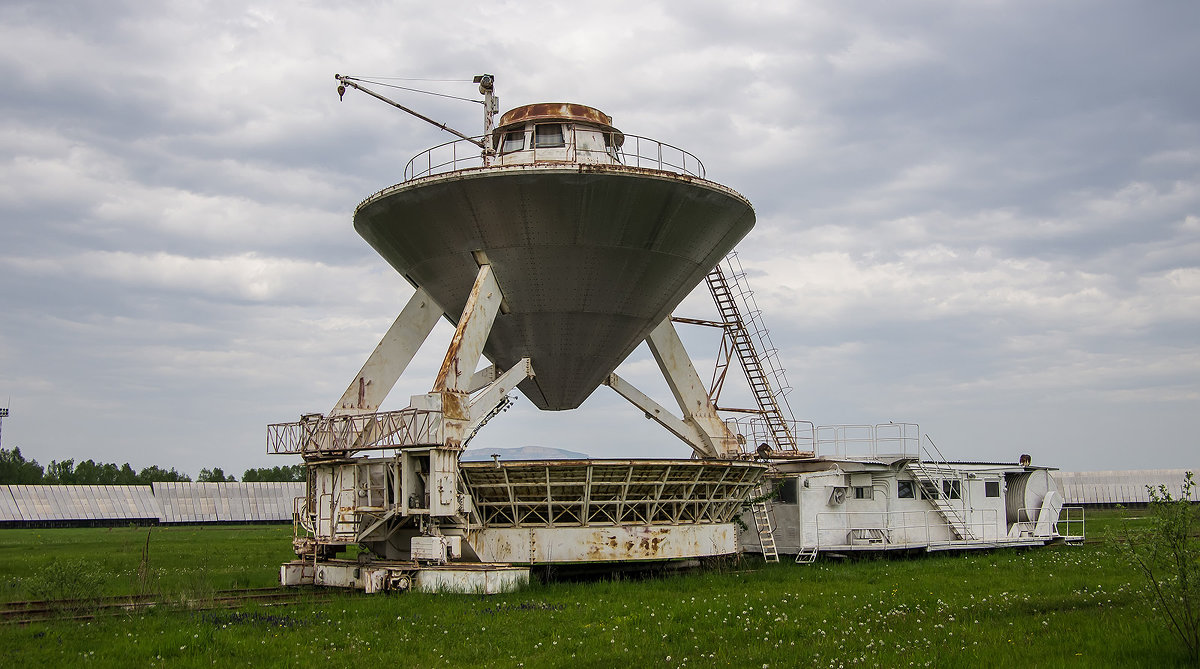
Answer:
[2, 471, 1193, 524]
[0, 485, 160, 523]
[1054, 469, 1200, 505]
[0, 482, 304, 524]
[152, 482, 304, 523]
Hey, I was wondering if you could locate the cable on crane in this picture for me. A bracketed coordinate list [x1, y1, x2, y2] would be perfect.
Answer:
[338, 76, 483, 104]
[350, 76, 475, 83]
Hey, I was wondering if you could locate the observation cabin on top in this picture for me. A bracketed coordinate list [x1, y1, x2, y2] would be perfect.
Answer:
[492, 103, 625, 167]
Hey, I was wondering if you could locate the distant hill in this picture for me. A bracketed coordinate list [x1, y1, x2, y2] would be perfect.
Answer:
[461, 446, 589, 461]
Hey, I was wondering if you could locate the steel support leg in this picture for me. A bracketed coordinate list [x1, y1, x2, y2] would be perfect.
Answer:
[331, 287, 442, 416]
[645, 318, 741, 457]
[604, 317, 741, 458]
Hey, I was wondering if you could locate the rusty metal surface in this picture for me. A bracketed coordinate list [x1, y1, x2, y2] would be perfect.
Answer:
[644, 318, 741, 457]
[496, 103, 615, 132]
[471, 524, 738, 563]
[266, 408, 443, 455]
[331, 287, 440, 415]
[283, 559, 529, 594]
[432, 264, 502, 394]
[354, 165, 754, 410]
[414, 564, 529, 594]
[295, 456, 764, 569]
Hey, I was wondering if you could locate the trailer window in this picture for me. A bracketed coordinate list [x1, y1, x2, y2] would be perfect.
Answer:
[776, 478, 798, 505]
[534, 123, 565, 148]
[898, 480, 915, 499]
[985, 481, 1000, 498]
[603, 131, 622, 160]
[500, 131, 525, 153]
[853, 486, 872, 500]
[942, 479, 961, 500]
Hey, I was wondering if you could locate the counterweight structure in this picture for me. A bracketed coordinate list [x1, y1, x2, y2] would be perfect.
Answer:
[273, 78, 767, 593]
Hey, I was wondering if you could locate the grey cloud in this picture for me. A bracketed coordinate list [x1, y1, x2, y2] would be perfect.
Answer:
[0, 0, 1196, 474]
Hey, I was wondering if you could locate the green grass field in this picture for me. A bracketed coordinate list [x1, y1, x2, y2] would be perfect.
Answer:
[0, 524, 294, 601]
[0, 509, 1192, 667]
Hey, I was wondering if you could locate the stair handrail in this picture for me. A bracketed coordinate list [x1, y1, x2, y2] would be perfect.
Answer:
[706, 252, 798, 453]
[921, 434, 953, 467]
[723, 252, 796, 401]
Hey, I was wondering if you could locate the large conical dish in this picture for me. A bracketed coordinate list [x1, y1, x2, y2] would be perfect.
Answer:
[354, 163, 754, 410]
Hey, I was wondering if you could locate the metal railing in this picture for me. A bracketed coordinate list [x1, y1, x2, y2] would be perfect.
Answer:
[723, 421, 922, 459]
[613, 134, 706, 178]
[267, 408, 443, 455]
[293, 494, 313, 536]
[813, 508, 1004, 550]
[1057, 505, 1086, 542]
[395, 129, 707, 183]
[706, 254, 799, 453]
[1010, 504, 1087, 543]
[401, 138, 486, 182]
[726, 417, 815, 455]
[813, 423, 921, 459]
[720, 252, 795, 402]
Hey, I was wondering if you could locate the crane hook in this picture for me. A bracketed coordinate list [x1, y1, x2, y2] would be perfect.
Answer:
[337, 84, 346, 101]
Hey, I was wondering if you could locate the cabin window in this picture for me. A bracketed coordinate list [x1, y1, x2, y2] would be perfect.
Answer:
[985, 481, 1000, 498]
[603, 131, 621, 160]
[776, 478, 798, 505]
[500, 131, 525, 153]
[853, 486, 872, 500]
[897, 480, 915, 499]
[534, 123, 565, 148]
[942, 479, 961, 500]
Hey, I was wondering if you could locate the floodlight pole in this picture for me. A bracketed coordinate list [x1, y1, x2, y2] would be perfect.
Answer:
[0, 406, 8, 450]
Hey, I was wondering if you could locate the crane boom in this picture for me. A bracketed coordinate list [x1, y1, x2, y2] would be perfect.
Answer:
[335, 74, 494, 152]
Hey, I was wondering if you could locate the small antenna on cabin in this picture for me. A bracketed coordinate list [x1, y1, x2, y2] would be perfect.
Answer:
[474, 74, 498, 158]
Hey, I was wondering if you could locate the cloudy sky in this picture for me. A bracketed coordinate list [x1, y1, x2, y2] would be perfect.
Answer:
[1, 1, 1196, 477]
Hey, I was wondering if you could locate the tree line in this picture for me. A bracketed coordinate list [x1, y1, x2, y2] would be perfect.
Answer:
[0, 447, 304, 485]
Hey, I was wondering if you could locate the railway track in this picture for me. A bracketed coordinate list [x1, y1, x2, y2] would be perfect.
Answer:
[0, 587, 335, 625]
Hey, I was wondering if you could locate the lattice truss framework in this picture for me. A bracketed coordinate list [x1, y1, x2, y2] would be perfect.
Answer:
[460, 460, 763, 528]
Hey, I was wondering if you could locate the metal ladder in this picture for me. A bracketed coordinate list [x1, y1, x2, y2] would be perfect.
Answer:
[749, 483, 779, 562]
[908, 463, 976, 541]
[705, 259, 797, 452]
[795, 546, 818, 564]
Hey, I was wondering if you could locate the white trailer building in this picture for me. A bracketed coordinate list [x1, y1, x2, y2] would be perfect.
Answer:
[737, 424, 1083, 561]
